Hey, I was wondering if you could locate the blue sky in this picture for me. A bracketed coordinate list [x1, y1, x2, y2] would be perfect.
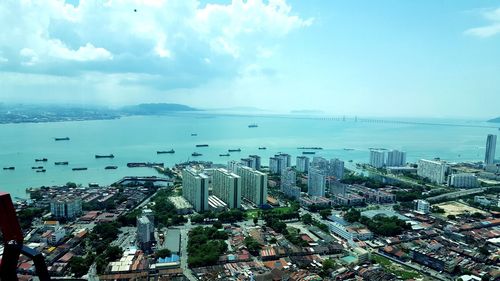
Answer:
[0, 0, 499, 118]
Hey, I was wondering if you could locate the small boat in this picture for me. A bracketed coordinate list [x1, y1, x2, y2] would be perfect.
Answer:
[54, 161, 69, 165]
[54, 137, 70, 141]
[196, 144, 209, 147]
[219, 153, 230, 157]
[35, 158, 48, 162]
[95, 154, 114, 158]
[297, 147, 323, 150]
[72, 167, 87, 171]
[32, 166, 44, 169]
[343, 148, 354, 151]
[3, 167, 15, 170]
[258, 147, 267, 150]
[192, 152, 202, 157]
[157, 149, 175, 154]
[105, 166, 118, 170]
[348, 160, 353, 162]
[191, 133, 198, 136]
[228, 149, 241, 152]
[36, 169, 46, 173]
[248, 124, 258, 128]
[302, 151, 316, 155]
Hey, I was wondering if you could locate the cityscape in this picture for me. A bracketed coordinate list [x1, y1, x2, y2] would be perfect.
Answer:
[1, 131, 499, 281]
[2, 1, 500, 281]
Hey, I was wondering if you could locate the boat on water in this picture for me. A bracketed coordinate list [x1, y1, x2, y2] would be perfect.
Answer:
[157, 149, 175, 154]
[32, 166, 44, 169]
[54, 137, 70, 141]
[258, 147, 267, 150]
[248, 124, 258, 128]
[54, 161, 69, 165]
[72, 167, 87, 171]
[35, 158, 48, 162]
[348, 160, 353, 162]
[127, 162, 164, 168]
[228, 148, 241, 152]
[3, 167, 15, 170]
[196, 144, 209, 147]
[302, 151, 316, 155]
[191, 133, 198, 136]
[192, 152, 202, 156]
[105, 165, 118, 170]
[297, 147, 323, 150]
[343, 148, 355, 151]
[95, 154, 114, 158]
[219, 153, 230, 157]
[36, 169, 46, 173]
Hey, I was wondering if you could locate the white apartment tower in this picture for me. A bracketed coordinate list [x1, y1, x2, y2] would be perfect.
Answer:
[386, 150, 407, 167]
[236, 166, 268, 206]
[212, 168, 241, 209]
[296, 156, 310, 173]
[417, 159, 449, 184]
[182, 167, 209, 212]
[369, 149, 386, 168]
[308, 167, 326, 197]
[485, 134, 497, 165]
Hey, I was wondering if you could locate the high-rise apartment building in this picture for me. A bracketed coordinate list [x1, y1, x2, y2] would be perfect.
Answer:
[269, 153, 291, 174]
[249, 155, 261, 170]
[50, 197, 82, 219]
[448, 173, 479, 188]
[182, 167, 209, 212]
[369, 149, 386, 168]
[296, 156, 310, 173]
[312, 157, 329, 170]
[269, 157, 279, 174]
[307, 167, 326, 197]
[137, 215, 153, 251]
[417, 159, 449, 184]
[413, 200, 430, 214]
[386, 150, 407, 167]
[485, 134, 497, 165]
[227, 160, 239, 173]
[236, 165, 268, 206]
[281, 167, 296, 191]
[329, 158, 345, 180]
[212, 168, 241, 209]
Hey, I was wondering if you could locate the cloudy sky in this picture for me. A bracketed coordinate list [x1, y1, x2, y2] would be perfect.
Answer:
[0, 0, 499, 117]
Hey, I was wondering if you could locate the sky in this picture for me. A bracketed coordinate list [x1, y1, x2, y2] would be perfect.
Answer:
[0, 0, 499, 118]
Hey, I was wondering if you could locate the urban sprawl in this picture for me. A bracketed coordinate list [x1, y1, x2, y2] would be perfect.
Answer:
[5, 134, 500, 281]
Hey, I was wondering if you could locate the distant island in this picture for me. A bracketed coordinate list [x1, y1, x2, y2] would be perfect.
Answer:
[290, 110, 325, 115]
[0, 103, 200, 124]
[487, 117, 500, 123]
[120, 103, 199, 115]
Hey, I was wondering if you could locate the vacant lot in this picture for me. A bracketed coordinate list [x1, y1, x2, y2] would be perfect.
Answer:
[435, 201, 488, 216]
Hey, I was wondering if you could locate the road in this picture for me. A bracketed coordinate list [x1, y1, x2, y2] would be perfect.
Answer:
[177, 218, 198, 281]
[426, 187, 489, 202]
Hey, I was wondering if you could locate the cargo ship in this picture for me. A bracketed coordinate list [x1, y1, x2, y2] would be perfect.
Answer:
[127, 162, 164, 168]
[54, 137, 70, 141]
[219, 153, 230, 157]
[192, 152, 202, 157]
[72, 167, 87, 171]
[95, 154, 114, 158]
[157, 149, 175, 154]
[3, 167, 15, 170]
[228, 148, 241, 152]
[191, 133, 198, 136]
[32, 166, 44, 169]
[35, 158, 48, 162]
[248, 124, 258, 128]
[258, 147, 267, 150]
[105, 166, 118, 170]
[54, 161, 69, 165]
[36, 169, 46, 173]
[302, 151, 316, 155]
[196, 144, 209, 147]
[297, 147, 323, 150]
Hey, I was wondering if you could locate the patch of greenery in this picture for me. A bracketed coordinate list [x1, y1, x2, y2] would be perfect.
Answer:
[187, 226, 228, 267]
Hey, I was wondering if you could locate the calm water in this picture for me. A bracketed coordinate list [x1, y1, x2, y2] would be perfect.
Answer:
[0, 113, 497, 198]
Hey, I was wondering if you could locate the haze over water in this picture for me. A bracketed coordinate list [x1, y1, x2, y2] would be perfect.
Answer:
[0, 113, 497, 198]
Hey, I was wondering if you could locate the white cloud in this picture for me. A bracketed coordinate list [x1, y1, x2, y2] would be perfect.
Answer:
[465, 7, 500, 38]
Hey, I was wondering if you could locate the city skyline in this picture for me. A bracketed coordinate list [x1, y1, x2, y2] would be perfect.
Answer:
[0, 0, 499, 118]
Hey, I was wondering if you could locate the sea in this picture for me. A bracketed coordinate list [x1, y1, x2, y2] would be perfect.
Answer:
[0, 113, 498, 198]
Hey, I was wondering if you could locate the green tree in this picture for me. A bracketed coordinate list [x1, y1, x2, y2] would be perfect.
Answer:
[253, 217, 258, 225]
[344, 208, 361, 223]
[156, 248, 172, 258]
[69, 256, 88, 277]
[301, 213, 313, 225]
[319, 209, 332, 219]
[447, 214, 456, 220]
[244, 236, 262, 254]
[104, 246, 123, 261]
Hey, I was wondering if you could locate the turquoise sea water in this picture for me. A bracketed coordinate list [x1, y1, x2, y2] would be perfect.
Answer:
[0, 113, 498, 198]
